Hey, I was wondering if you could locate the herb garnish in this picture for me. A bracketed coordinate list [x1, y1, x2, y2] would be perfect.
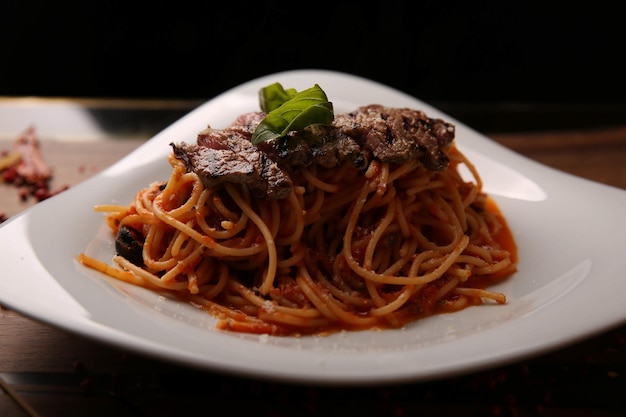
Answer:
[251, 83, 334, 144]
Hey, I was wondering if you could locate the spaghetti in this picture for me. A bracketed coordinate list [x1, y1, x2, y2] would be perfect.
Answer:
[79, 106, 517, 337]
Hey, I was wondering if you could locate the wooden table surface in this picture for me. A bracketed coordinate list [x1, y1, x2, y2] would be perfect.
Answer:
[1, 112, 625, 416]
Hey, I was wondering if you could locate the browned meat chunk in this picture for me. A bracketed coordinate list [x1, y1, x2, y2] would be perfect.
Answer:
[270, 125, 366, 170]
[172, 125, 292, 199]
[333, 105, 455, 171]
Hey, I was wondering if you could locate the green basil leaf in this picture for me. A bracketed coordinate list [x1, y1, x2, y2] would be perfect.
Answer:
[259, 82, 297, 112]
[252, 83, 334, 144]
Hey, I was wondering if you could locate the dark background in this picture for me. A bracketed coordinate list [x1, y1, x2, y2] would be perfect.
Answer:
[1, 1, 625, 131]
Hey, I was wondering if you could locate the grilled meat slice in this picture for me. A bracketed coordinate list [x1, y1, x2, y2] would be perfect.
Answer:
[172, 125, 292, 200]
[333, 105, 455, 171]
[267, 105, 454, 171]
[271, 125, 366, 170]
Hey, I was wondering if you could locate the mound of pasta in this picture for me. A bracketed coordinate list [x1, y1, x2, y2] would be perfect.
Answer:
[79, 89, 517, 336]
